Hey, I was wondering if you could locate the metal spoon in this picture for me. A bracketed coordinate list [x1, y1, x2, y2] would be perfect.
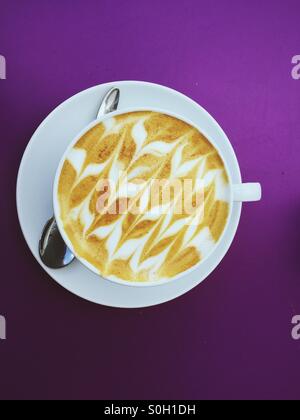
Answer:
[39, 87, 120, 269]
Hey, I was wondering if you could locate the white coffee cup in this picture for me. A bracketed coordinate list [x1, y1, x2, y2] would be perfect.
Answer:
[53, 107, 262, 287]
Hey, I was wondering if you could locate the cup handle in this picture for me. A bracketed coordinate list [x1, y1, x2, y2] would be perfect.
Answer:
[232, 183, 262, 202]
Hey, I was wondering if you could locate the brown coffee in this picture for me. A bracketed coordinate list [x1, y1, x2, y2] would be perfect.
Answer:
[57, 111, 230, 282]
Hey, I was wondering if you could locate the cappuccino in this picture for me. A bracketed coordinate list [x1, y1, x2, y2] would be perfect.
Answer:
[57, 111, 230, 282]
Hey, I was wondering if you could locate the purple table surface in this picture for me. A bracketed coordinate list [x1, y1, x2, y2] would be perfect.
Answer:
[0, 0, 300, 401]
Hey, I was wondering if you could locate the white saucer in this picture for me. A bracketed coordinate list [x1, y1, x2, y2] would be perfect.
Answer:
[16, 81, 242, 308]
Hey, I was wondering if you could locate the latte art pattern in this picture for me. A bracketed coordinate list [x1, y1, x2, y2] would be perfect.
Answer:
[57, 111, 230, 282]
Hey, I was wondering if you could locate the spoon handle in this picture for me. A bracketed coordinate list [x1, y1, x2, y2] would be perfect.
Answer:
[97, 87, 120, 119]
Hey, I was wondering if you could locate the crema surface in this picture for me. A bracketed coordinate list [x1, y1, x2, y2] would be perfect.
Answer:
[57, 112, 230, 282]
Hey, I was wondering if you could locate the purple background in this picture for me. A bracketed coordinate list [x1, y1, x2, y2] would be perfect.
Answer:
[0, 0, 300, 400]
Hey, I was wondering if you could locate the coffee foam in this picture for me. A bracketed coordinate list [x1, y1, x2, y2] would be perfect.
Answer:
[57, 111, 230, 282]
